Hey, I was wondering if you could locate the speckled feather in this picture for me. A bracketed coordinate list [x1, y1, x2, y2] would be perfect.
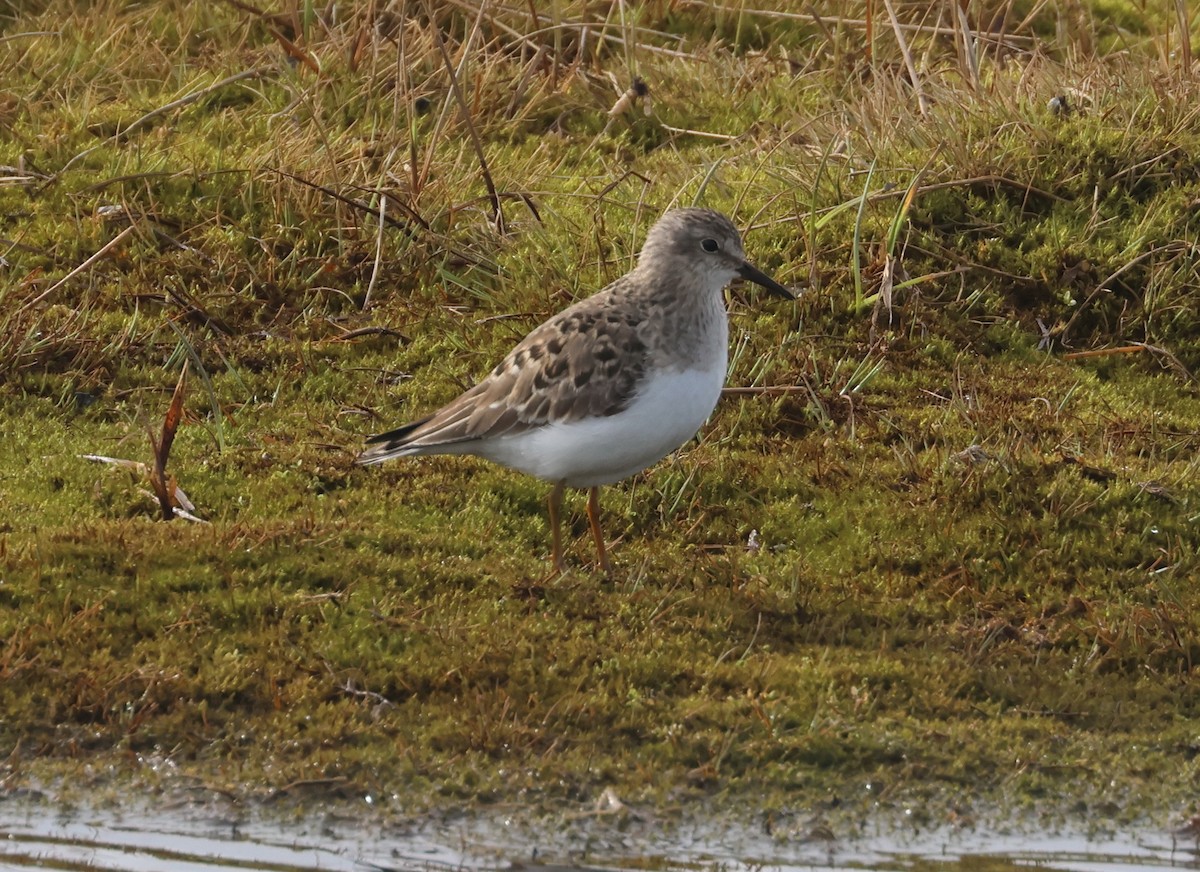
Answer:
[357, 207, 793, 570]
[360, 208, 758, 461]
[358, 208, 792, 480]
[364, 275, 653, 453]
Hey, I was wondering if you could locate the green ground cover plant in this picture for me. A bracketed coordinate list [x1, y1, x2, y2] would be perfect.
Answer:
[1, 0, 1199, 822]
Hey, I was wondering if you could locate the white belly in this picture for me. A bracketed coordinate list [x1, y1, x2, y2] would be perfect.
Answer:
[478, 363, 728, 487]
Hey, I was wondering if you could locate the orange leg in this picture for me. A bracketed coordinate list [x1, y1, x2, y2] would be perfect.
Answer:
[586, 486, 611, 573]
[547, 481, 567, 572]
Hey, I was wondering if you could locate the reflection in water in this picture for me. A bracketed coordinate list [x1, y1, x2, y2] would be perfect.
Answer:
[0, 792, 1195, 872]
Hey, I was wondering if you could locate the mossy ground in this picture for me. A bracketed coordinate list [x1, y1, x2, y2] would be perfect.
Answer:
[2, 0, 1200, 823]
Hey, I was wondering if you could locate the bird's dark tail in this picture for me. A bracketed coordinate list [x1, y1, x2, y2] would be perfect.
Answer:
[356, 416, 433, 465]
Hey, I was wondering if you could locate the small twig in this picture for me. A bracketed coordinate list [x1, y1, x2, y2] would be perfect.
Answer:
[265, 777, 350, 801]
[117, 68, 268, 140]
[272, 169, 423, 241]
[1064, 342, 1196, 381]
[280, 171, 489, 270]
[78, 168, 247, 194]
[362, 192, 387, 311]
[912, 174, 1063, 202]
[0, 31, 59, 43]
[658, 124, 739, 141]
[336, 680, 397, 710]
[722, 385, 810, 396]
[1060, 242, 1190, 340]
[1176, 0, 1193, 72]
[594, 169, 654, 200]
[149, 362, 189, 521]
[0, 162, 50, 186]
[56, 69, 270, 177]
[1061, 345, 1146, 360]
[687, 3, 1034, 45]
[883, 0, 929, 117]
[164, 283, 234, 335]
[215, 0, 281, 21]
[428, 0, 505, 233]
[330, 326, 410, 342]
[18, 224, 136, 313]
[738, 613, 763, 663]
[754, 174, 1065, 238]
[505, 43, 547, 118]
[952, 1, 981, 91]
[267, 26, 320, 73]
[345, 181, 432, 231]
[473, 312, 539, 326]
[1134, 342, 1197, 381]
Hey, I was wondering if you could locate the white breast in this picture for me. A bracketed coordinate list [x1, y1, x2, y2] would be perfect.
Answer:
[478, 361, 728, 488]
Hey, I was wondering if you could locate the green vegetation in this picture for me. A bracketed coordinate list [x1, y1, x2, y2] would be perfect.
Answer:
[1, 0, 1199, 823]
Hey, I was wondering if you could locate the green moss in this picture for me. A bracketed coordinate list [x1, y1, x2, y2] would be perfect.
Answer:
[1, 0, 1199, 822]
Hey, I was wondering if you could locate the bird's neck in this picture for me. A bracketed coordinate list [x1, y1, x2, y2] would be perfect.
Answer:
[631, 267, 729, 371]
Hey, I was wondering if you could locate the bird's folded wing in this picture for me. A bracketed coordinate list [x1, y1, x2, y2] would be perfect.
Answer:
[395, 293, 649, 449]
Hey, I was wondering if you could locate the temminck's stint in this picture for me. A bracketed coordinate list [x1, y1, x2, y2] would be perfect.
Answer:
[358, 207, 793, 572]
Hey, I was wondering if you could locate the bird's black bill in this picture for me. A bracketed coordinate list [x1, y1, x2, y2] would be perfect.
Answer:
[737, 261, 794, 299]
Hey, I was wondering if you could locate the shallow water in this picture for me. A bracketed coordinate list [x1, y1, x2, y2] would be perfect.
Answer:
[1, 792, 1197, 872]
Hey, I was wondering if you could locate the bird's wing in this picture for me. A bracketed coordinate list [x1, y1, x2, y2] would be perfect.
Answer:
[362, 286, 649, 457]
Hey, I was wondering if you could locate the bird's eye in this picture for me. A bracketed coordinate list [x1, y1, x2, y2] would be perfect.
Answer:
[701, 238, 719, 253]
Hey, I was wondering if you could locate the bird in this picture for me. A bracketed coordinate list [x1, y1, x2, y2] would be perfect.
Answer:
[357, 207, 793, 572]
